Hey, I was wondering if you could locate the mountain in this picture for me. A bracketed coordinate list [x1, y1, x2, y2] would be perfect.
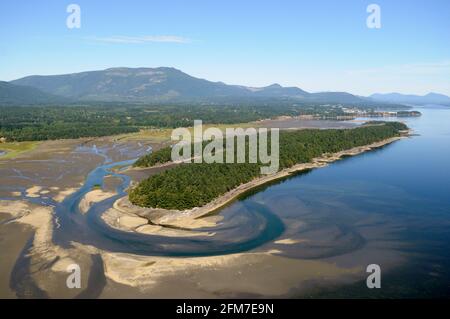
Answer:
[247, 83, 309, 98]
[309, 92, 368, 104]
[0, 81, 66, 105]
[10, 67, 367, 104]
[12, 67, 252, 102]
[370, 92, 450, 106]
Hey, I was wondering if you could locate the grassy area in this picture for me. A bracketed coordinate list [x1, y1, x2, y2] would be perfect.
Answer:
[116, 122, 262, 143]
[115, 128, 173, 142]
[0, 141, 40, 160]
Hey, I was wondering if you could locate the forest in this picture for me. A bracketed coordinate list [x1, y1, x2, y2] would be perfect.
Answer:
[1, 102, 402, 142]
[129, 122, 408, 210]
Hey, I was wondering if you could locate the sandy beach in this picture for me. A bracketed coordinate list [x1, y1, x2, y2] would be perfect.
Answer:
[79, 189, 116, 214]
[98, 249, 362, 298]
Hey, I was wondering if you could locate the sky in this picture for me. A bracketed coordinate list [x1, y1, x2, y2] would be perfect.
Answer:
[0, 0, 449, 96]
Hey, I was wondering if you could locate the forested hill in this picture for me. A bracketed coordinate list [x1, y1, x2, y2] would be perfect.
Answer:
[0, 81, 66, 105]
[129, 122, 408, 210]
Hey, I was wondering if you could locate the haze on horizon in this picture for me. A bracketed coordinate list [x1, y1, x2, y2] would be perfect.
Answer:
[1, 0, 449, 96]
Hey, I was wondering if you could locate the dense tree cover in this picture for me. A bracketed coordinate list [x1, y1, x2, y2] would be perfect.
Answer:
[0, 106, 139, 141]
[1, 123, 139, 141]
[129, 122, 407, 210]
[0, 103, 385, 142]
[134, 146, 173, 167]
[134, 121, 408, 168]
[363, 121, 409, 131]
[131, 163, 261, 209]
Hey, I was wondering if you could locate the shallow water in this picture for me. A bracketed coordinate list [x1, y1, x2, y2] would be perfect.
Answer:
[245, 106, 450, 297]
[42, 157, 284, 256]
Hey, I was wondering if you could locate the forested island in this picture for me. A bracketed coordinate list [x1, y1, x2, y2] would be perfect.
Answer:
[129, 122, 408, 210]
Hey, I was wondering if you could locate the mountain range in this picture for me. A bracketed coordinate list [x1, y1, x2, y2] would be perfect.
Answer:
[5, 67, 368, 105]
[369, 92, 450, 106]
[1, 67, 449, 106]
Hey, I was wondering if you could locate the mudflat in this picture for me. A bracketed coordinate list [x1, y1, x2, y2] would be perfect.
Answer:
[0, 213, 33, 298]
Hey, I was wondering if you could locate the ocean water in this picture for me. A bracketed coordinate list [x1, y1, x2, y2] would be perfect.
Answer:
[233, 106, 450, 297]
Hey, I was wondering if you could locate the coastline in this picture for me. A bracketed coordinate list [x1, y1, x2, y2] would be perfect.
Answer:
[113, 132, 410, 232]
[0, 127, 414, 298]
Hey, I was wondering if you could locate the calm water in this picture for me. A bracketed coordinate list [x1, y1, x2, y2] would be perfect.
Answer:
[234, 106, 450, 297]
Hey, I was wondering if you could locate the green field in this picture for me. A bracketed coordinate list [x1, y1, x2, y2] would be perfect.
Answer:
[0, 141, 40, 159]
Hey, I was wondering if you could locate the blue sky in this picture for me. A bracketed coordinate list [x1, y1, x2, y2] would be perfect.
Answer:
[1, 0, 449, 95]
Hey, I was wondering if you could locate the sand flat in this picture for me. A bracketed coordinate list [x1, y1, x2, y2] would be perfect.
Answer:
[0, 213, 33, 298]
[99, 250, 362, 297]
[79, 189, 116, 214]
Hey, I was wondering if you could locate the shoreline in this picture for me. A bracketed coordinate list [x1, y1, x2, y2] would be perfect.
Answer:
[0, 127, 415, 298]
[113, 132, 410, 231]
[0, 199, 369, 298]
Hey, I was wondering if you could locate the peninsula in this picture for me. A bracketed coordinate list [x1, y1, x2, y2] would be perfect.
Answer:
[118, 122, 410, 231]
